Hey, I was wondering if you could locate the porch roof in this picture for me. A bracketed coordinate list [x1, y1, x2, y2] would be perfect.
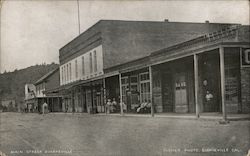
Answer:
[104, 25, 249, 74]
[45, 74, 105, 94]
[104, 56, 150, 74]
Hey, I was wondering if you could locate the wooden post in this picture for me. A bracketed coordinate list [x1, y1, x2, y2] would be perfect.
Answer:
[58, 97, 60, 112]
[103, 78, 106, 113]
[71, 90, 74, 113]
[149, 66, 154, 117]
[51, 98, 54, 112]
[194, 54, 200, 118]
[119, 73, 124, 116]
[219, 47, 227, 121]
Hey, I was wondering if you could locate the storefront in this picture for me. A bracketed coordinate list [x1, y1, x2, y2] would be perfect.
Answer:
[36, 96, 62, 113]
[152, 56, 195, 113]
[120, 68, 151, 113]
[104, 25, 250, 118]
[149, 25, 250, 118]
[61, 79, 106, 114]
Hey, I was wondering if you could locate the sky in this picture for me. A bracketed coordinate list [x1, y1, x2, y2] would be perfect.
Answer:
[0, 0, 249, 73]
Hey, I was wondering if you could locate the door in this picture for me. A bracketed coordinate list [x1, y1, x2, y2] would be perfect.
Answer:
[96, 86, 105, 113]
[162, 72, 173, 112]
[86, 88, 92, 113]
[200, 51, 221, 112]
[174, 73, 188, 113]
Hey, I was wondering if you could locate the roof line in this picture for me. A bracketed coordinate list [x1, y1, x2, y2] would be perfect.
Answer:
[34, 67, 59, 85]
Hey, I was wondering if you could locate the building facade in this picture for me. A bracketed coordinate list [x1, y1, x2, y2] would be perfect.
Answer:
[24, 84, 36, 112]
[57, 20, 248, 117]
[24, 67, 63, 113]
[0, 99, 17, 112]
[105, 25, 250, 118]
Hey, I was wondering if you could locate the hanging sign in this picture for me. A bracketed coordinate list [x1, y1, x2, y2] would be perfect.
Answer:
[242, 48, 250, 67]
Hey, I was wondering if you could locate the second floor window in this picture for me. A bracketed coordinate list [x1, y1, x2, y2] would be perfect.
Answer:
[66, 64, 69, 82]
[69, 63, 72, 81]
[61, 67, 64, 84]
[75, 60, 78, 78]
[82, 56, 85, 75]
[94, 50, 97, 72]
[63, 66, 66, 83]
[89, 53, 93, 73]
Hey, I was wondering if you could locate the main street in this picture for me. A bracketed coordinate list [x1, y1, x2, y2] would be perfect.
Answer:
[0, 113, 249, 156]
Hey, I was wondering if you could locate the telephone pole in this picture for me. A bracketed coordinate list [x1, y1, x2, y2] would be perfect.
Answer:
[77, 0, 80, 35]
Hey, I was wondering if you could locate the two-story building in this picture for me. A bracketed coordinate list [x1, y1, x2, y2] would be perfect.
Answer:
[24, 84, 36, 112]
[24, 67, 62, 113]
[34, 67, 62, 113]
[57, 20, 237, 114]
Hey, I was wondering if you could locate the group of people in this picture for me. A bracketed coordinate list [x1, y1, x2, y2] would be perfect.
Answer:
[105, 98, 118, 114]
[105, 98, 127, 114]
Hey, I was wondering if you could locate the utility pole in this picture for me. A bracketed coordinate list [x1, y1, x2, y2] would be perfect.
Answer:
[77, 0, 81, 35]
[0, 0, 3, 73]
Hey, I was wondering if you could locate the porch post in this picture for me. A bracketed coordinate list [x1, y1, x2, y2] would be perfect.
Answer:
[149, 66, 154, 117]
[103, 78, 106, 113]
[51, 98, 54, 112]
[219, 46, 227, 121]
[119, 73, 124, 116]
[194, 54, 200, 118]
[58, 97, 60, 112]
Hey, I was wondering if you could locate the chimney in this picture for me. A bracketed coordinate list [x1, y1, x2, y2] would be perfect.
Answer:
[164, 19, 169, 22]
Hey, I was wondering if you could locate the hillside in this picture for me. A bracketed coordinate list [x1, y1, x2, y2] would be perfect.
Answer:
[0, 63, 59, 106]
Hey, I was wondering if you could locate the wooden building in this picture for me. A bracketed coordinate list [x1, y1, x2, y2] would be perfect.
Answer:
[25, 67, 63, 113]
[105, 25, 250, 119]
[57, 20, 244, 115]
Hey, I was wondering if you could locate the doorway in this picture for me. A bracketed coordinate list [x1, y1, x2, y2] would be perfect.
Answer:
[174, 73, 188, 113]
[199, 50, 221, 112]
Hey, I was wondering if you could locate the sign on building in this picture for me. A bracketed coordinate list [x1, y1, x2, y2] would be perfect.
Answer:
[241, 48, 250, 67]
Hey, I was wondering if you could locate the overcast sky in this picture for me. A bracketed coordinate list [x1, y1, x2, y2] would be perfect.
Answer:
[0, 0, 249, 73]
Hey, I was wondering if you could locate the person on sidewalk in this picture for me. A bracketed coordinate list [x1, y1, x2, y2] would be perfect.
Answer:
[111, 98, 117, 113]
[106, 99, 111, 114]
[42, 102, 48, 115]
[120, 101, 127, 113]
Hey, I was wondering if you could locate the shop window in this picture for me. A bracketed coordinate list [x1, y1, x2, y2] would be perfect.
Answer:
[130, 76, 138, 83]
[225, 68, 239, 102]
[121, 77, 129, 84]
[130, 75, 140, 108]
[140, 72, 149, 81]
[139, 72, 150, 103]
[224, 48, 240, 103]
[121, 76, 129, 103]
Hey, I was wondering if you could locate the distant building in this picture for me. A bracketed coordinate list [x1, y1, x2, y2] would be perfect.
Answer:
[1, 99, 16, 112]
[24, 67, 62, 113]
[24, 84, 36, 112]
[54, 19, 248, 116]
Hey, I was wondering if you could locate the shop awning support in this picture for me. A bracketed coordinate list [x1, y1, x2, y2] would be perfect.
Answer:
[103, 78, 106, 113]
[194, 54, 200, 118]
[149, 66, 154, 117]
[219, 46, 228, 123]
[119, 73, 124, 116]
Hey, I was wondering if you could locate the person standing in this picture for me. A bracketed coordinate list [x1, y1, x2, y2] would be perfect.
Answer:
[42, 102, 48, 115]
[106, 99, 111, 114]
[111, 98, 117, 113]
